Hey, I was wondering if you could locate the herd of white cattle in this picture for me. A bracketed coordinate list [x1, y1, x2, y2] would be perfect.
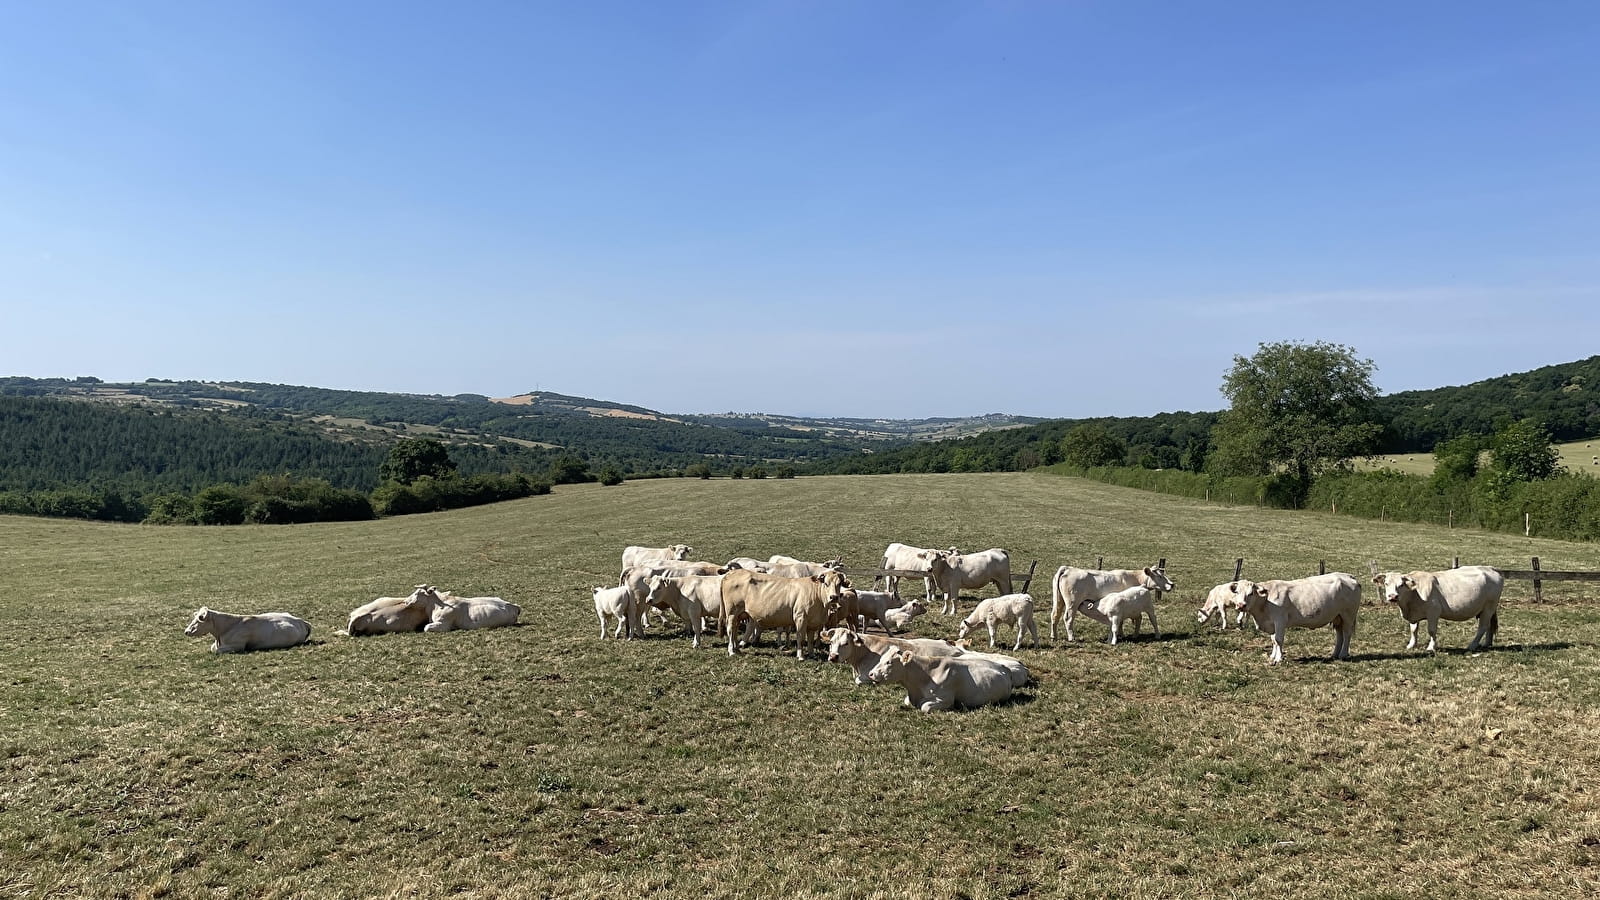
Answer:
[183, 540, 1508, 713]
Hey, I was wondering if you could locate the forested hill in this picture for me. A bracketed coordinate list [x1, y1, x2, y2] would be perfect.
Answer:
[1375, 355, 1600, 452]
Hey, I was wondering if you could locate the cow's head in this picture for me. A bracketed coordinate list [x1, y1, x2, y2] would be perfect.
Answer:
[955, 616, 977, 641]
[644, 576, 675, 611]
[1372, 573, 1414, 604]
[184, 607, 212, 637]
[1196, 586, 1234, 624]
[671, 544, 694, 561]
[866, 649, 913, 684]
[1227, 580, 1268, 611]
[826, 628, 866, 663]
[1142, 567, 1175, 592]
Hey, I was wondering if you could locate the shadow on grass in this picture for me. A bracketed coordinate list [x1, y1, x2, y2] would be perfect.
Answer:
[1296, 641, 1581, 664]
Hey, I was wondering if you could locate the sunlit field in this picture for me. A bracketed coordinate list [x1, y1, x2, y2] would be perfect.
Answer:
[1362, 437, 1600, 478]
[5, 473, 1600, 898]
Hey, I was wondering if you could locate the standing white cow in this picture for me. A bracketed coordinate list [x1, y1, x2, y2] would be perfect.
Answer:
[1372, 565, 1504, 652]
[1050, 565, 1174, 642]
[621, 544, 694, 570]
[1228, 573, 1361, 665]
[185, 607, 312, 653]
[927, 549, 1012, 615]
[875, 543, 945, 598]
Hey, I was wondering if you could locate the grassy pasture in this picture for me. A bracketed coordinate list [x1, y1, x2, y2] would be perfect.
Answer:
[4, 472, 1600, 898]
[1361, 438, 1600, 477]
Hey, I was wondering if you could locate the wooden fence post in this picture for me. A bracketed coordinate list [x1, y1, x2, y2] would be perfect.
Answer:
[1532, 556, 1542, 603]
[1157, 557, 1167, 571]
[1525, 513, 1531, 537]
[1233, 558, 1244, 581]
[1096, 556, 1103, 570]
[1452, 556, 1460, 569]
[1318, 560, 1326, 575]
[1448, 508, 1453, 529]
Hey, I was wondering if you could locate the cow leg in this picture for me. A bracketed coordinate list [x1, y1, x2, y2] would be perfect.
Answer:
[986, 620, 998, 649]
[1269, 625, 1286, 664]
[1485, 611, 1499, 648]
[1425, 616, 1439, 653]
[1148, 607, 1160, 639]
[1064, 604, 1077, 643]
[920, 695, 954, 713]
[1405, 620, 1419, 650]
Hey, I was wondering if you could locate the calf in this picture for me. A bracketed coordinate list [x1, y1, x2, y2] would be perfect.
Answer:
[185, 607, 311, 653]
[1372, 565, 1504, 652]
[1051, 564, 1174, 642]
[955, 593, 1038, 650]
[1075, 585, 1159, 645]
[851, 589, 905, 632]
[623, 562, 727, 629]
[1196, 582, 1252, 630]
[1229, 573, 1360, 665]
[867, 650, 1017, 713]
[593, 585, 637, 639]
[881, 599, 929, 632]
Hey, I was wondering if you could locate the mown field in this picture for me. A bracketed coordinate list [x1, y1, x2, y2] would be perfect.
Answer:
[1362, 438, 1600, 477]
[5, 472, 1600, 898]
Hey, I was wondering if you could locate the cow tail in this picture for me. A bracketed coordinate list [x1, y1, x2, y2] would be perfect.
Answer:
[1050, 566, 1066, 628]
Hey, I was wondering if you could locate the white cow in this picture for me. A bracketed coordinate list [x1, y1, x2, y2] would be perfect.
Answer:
[881, 599, 929, 632]
[1074, 585, 1159, 645]
[824, 629, 968, 685]
[593, 585, 637, 639]
[1372, 565, 1504, 652]
[824, 629, 1031, 688]
[1050, 564, 1174, 642]
[643, 575, 715, 649]
[867, 650, 1018, 713]
[623, 562, 727, 630]
[875, 543, 945, 597]
[1196, 582, 1252, 630]
[851, 589, 906, 633]
[955, 593, 1038, 650]
[1228, 573, 1361, 665]
[185, 607, 311, 653]
[621, 544, 694, 570]
[726, 557, 772, 573]
[343, 586, 447, 636]
[424, 593, 521, 633]
[927, 549, 1012, 614]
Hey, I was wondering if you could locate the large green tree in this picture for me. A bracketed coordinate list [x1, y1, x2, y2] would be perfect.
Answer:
[379, 438, 457, 485]
[1488, 420, 1562, 482]
[1059, 423, 1127, 468]
[1209, 341, 1384, 485]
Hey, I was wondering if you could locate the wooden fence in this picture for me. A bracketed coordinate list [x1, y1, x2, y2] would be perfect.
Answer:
[849, 556, 1599, 604]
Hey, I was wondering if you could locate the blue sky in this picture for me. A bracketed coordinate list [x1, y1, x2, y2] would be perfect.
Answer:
[2, 1, 1596, 418]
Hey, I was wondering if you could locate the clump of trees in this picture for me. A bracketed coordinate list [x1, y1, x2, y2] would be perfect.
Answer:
[370, 439, 553, 516]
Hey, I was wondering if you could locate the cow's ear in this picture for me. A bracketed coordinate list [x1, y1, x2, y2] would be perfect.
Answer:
[811, 575, 825, 583]
[1372, 574, 1384, 584]
[1401, 576, 1416, 588]
[1228, 582, 1239, 593]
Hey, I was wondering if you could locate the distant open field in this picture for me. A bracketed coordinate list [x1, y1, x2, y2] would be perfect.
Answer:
[5, 473, 1600, 897]
[1363, 437, 1600, 477]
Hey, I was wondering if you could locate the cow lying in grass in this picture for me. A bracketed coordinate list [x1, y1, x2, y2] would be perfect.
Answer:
[824, 630, 1031, 688]
[866, 649, 1018, 713]
[342, 586, 444, 636]
[185, 607, 311, 653]
[424, 591, 521, 633]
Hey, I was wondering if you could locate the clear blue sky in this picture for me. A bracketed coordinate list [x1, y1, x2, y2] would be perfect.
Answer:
[2, 1, 1596, 418]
